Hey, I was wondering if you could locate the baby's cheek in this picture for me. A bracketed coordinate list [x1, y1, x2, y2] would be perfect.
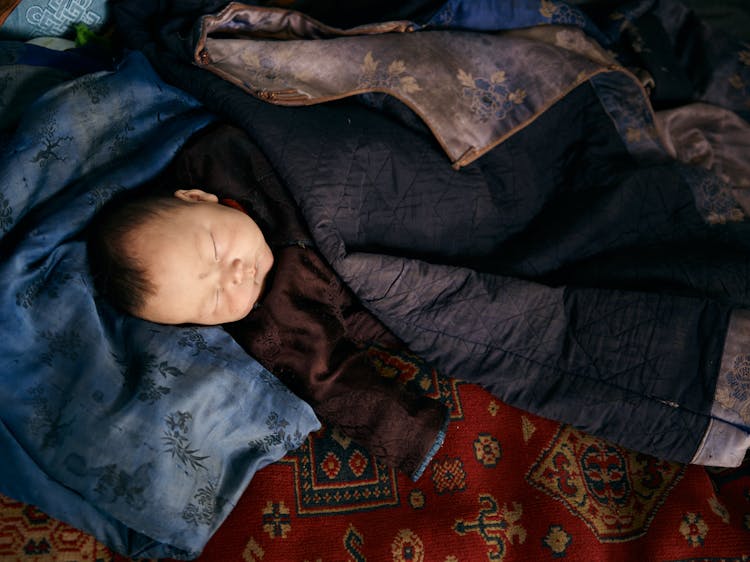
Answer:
[230, 289, 254, 316]
[228, 296, 242, 314]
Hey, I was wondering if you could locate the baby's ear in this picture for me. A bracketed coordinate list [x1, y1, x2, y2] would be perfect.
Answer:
[173, 188, 220, 203]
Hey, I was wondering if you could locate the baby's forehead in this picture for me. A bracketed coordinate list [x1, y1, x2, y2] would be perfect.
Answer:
[141, 199, 194, 225]
[127, 205, 185, 244]
[129, 198, 219, 245]
[156, 197, 191, 214]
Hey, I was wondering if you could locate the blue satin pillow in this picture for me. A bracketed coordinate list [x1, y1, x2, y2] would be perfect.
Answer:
[0, 45, 320, 560]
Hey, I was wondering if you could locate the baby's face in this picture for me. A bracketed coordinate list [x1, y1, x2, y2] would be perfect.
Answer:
[129, 192, 274, 325]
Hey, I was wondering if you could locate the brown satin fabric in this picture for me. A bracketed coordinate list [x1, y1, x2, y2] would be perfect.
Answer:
[162, 122, 448, 477]
[225, 246, 447, 476]
[0, 0, 22, 26]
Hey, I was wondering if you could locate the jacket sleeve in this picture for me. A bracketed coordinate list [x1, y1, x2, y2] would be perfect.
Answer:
[334, 250, 734, 465]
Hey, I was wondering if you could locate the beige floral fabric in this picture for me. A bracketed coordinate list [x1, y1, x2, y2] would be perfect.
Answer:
[193, 3, 645, 168]
[656, 103, 750, 217]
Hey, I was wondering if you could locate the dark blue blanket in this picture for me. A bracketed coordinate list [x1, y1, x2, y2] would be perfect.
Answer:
[111, 0, 750, 467]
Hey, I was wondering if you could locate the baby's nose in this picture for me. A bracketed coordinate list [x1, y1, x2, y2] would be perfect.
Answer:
[229, 258, 244, 285]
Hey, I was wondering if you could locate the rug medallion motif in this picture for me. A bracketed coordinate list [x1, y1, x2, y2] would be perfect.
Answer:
[526, 424, 686, 541]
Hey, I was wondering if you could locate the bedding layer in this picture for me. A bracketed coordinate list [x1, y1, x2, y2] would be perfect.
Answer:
[2, 0, 750, 559]
[113, 0, 750, 466]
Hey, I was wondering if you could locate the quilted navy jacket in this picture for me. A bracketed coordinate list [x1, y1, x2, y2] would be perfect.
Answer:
[112, 0, 750, 465]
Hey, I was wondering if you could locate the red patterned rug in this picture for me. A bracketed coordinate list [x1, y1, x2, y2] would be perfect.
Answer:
[2, 347, 750, 561]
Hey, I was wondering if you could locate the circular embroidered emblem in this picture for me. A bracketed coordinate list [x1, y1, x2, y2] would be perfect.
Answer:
[542, 524, 572, 557]
[391, 529, 425, 562]
[679, 512, 708, 547]
[473, 433, 502, 467]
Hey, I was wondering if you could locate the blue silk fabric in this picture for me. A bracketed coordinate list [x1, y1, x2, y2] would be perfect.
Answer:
[0, 44, 320, 559]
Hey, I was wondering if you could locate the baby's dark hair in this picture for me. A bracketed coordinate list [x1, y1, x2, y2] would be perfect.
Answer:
[87, 192, 183, 316]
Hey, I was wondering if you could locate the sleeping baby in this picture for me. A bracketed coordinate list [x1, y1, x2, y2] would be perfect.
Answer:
[87, 123, 449, 480]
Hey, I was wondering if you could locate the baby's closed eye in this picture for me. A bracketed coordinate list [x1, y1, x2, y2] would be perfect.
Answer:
[211, 233, 219, 261]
